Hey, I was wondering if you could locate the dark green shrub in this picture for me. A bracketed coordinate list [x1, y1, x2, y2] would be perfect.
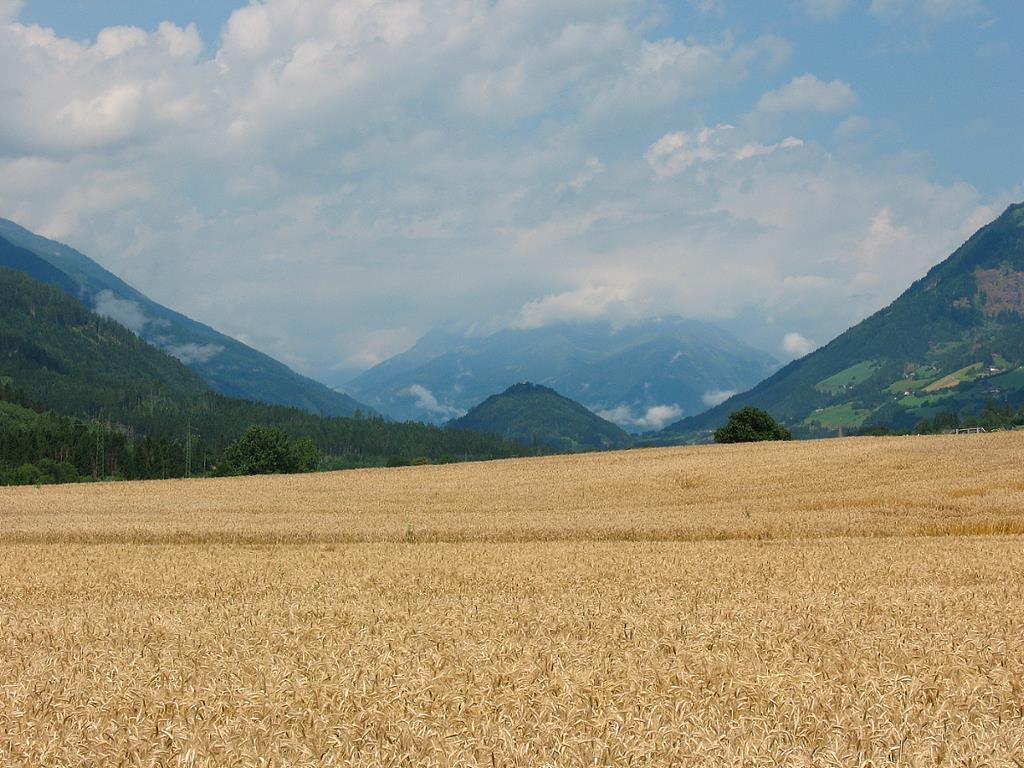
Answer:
[714, 407, 793, 444]
[14, 463, 42, 485]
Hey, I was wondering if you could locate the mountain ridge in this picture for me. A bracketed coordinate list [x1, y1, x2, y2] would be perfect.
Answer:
[654, 202, 1024, 442]
[0, 217, 371, 418]
[0, 266, 528, 472]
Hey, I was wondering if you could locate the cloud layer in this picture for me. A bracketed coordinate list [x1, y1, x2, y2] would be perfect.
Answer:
[0, 0, 1015, 384]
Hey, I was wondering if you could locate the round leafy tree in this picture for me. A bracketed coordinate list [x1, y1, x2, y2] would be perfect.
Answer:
[219, 425, 322, 475]
[714, 407, 793, 444]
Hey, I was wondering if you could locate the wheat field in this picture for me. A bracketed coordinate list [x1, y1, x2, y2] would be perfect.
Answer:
[2, 433, 1024, 766]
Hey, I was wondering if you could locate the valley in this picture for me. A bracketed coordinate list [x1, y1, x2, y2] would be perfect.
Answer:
[7, 203, 1024, 468]
[2, 3, 1021, 765]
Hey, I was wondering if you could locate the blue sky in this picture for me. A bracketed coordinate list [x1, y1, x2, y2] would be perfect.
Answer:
[2, 0, 1022, 397]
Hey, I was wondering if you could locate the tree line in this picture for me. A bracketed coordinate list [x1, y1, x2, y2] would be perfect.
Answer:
[0, 384, 534, 486]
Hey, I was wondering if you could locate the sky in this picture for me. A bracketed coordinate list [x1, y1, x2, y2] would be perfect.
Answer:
[1, 0, 1021, 385]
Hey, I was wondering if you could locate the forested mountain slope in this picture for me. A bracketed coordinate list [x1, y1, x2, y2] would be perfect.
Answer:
[0, 269, 528, 479]
[0, 218, 369, 417]
[655, 203, 1024, 442]
[448, 383, 631, 452]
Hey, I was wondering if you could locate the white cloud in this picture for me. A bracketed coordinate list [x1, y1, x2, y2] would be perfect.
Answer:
[645, 125, 734, 177]
[403, 384, 465, 419]
[514, 284, 634, 329]
[598, 404, 683, 431]
[95, 26, 147, 58]
[702, 389, 737, 407]
[161, 342, 224, 365]
[0, 1, 23, 21]
[58, 84, 145, 146]
[92, 290, 148, 334]
[92, 291, 225, 363]
[835, 115, 873, 139]
[756, 74, 857, 114]
[646, 125, 804, 177]
[734, 136, 804, 160]
[855, 208, 912, 265]
[0, 0, 1006, 386]
[782, 332, 816, 357]
[587, 33, 792, 119]
[219, 3, 272, 59]
[157, 22, 202, 59]
[0, 18, 207, 154]
[636, 405, 684, 430]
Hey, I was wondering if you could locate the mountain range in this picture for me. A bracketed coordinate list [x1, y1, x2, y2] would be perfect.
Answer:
[656, 202, 1024, 442]
[344, 319, 778, 430]
[0, 218, 368, 418]
[6, 202, 1024, 456]
[0, 266, 527, 478]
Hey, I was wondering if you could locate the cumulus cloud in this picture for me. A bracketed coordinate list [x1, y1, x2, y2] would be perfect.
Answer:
[646, 125, 804, 177]
[782, 332, 816, 357]
[0, 18, 206, 155]
[635, 405, 683, 430]
[95, 26, 147, 58]
[855, 208, 912, 265]
[0, 0, 1005, 386]
[157, 21, 202, 59]
[0, 1, 23, 21]
[403, 384, 465, 420]
[598, 404, 684, 431]
[92, 290, 148, 333]
[586, 33, 792, 119]
[756, 74, 857, 114]
[645, 126, 735, 177]
[702, 389, 737, 407]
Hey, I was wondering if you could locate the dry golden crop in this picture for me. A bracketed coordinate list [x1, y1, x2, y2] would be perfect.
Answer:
[1, 433, 1023, 766]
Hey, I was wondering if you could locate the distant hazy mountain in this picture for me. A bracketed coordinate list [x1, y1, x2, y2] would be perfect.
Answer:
[345, 318, 778, 430]
[0, 218, 369, 417]
[655, 202, 1024, 442]
[448, 382, 631, 452]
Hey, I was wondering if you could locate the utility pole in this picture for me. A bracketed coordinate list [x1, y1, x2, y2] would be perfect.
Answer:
[95, 426, 104, 479]
[185, 417, 192, 478]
